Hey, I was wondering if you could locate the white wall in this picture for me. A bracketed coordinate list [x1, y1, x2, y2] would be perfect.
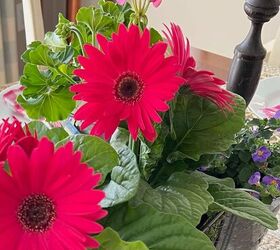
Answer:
[147, 0, 280, 58]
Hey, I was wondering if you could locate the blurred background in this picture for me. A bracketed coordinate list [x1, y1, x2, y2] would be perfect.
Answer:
[1, 0, 280, 84]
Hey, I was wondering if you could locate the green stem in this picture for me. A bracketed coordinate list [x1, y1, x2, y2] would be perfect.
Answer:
[132, 0, 138, 13]
[52, 67, 76, 84]
[128, 135, 135, 152]
[142, 0, 150, 14]
[92, 32, 97, 47]
[70, 26, 85, 56]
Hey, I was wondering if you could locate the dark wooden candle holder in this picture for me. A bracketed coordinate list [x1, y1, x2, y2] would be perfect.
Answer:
[227, 0, 280, 106]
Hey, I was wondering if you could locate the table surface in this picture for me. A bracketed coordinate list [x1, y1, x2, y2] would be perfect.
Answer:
[191, 47, 232, 81]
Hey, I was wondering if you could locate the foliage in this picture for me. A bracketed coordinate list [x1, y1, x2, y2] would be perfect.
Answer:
[200, 118, 280, 203]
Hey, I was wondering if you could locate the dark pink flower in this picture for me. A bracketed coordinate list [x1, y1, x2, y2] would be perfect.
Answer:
[71, 24, 183, 142]
[0, 118, 38, 162]
[0, 138, 107, 249]
[164, 23, 235, 110]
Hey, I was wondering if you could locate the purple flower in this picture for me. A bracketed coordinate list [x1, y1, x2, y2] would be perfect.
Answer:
[248, 172, 261, 185]
[273, 110, 280, 119]
[262, 175, 280, 189]
[252, 146, 271, 163]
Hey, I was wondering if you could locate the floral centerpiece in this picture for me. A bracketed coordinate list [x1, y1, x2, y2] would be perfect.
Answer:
[0, 0, 278, 249]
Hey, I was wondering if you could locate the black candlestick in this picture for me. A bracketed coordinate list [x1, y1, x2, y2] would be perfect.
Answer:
[227, 0, 280, 106]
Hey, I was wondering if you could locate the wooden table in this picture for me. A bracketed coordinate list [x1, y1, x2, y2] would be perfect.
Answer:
[191, 47, 232, 81]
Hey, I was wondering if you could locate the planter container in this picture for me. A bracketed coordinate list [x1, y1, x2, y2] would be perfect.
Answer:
[215, 198, 280, 250]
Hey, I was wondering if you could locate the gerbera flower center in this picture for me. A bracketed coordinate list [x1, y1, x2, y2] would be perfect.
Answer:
[114, 72, 144, 104]
[17, 194, 56, 232]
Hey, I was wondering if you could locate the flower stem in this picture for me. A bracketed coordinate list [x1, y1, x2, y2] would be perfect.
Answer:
[70, 26, 85, 56]
[51, 67, 76, 84]
[128, 135, 135, 152]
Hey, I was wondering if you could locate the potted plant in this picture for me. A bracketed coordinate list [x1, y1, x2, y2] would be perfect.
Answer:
[0, 0, 278, 249]
[201, 116, 280, 249]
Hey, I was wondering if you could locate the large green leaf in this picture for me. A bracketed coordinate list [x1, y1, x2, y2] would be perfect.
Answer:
[133, 172, 213, 226]
[23, 44, 56, 66]
[44, 31, 67, 52]
[28, 121, 68, 144]
[76, 7, 115, 39]
[18, 64, 75, 121]
[194, 171, 235, 188]
[22, 42, 74, 67]
[96, 228, 148, 250]
[99, 0, 125, 25]
[101, 143, 140, 208]
[167, 92, 245, 161]
[105, 203, 215, 250]
[58, 134, 118, 185]
[208, 183, 278, 230]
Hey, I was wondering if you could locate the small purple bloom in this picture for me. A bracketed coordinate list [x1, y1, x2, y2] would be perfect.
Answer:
[262, 175, 280, 190]
[248, 172, 261, 185]
[252, 146, 271, 163]
[262, 176, 275, 185]
[273, 110, 280, 119]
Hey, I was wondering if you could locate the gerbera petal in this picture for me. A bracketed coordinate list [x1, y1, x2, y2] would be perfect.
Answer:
[7, 145, 30, 192]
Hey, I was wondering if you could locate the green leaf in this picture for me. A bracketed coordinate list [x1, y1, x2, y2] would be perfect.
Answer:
[110, 128, 129, 145]
[194, 171, 235, 188]
[44, 31, 67, 52]
[18, 64, 75, 121]
[99, 0, 132, 26]
[150, 28, 163, 45]
[28, 44, 57, 67]
[51, 46, 75, 64]
[22, 43, 74, 67]
[167, 92, 245, 161]
[58, 134, 118, 185]
[28, 121, 68, 144]
[96, 228, 148, 250]
[139, 123, 169, 179]
[21, 41, 41, 62]
[101, 143, 140, 208]
[105, 203, 215, 250]
[208, 183, 278, 230]
[76, 7, 115, 38]
[132, 172, 213, 226]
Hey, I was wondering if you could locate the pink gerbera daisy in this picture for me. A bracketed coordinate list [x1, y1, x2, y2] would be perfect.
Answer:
[0, 138, 107, 249]
[0, 118, 38, 161]
[71, 24, 183, 142]
[164, 23, 234, 110]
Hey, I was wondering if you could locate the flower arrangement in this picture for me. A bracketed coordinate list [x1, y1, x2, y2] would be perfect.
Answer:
[0, 0, 278, 249]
